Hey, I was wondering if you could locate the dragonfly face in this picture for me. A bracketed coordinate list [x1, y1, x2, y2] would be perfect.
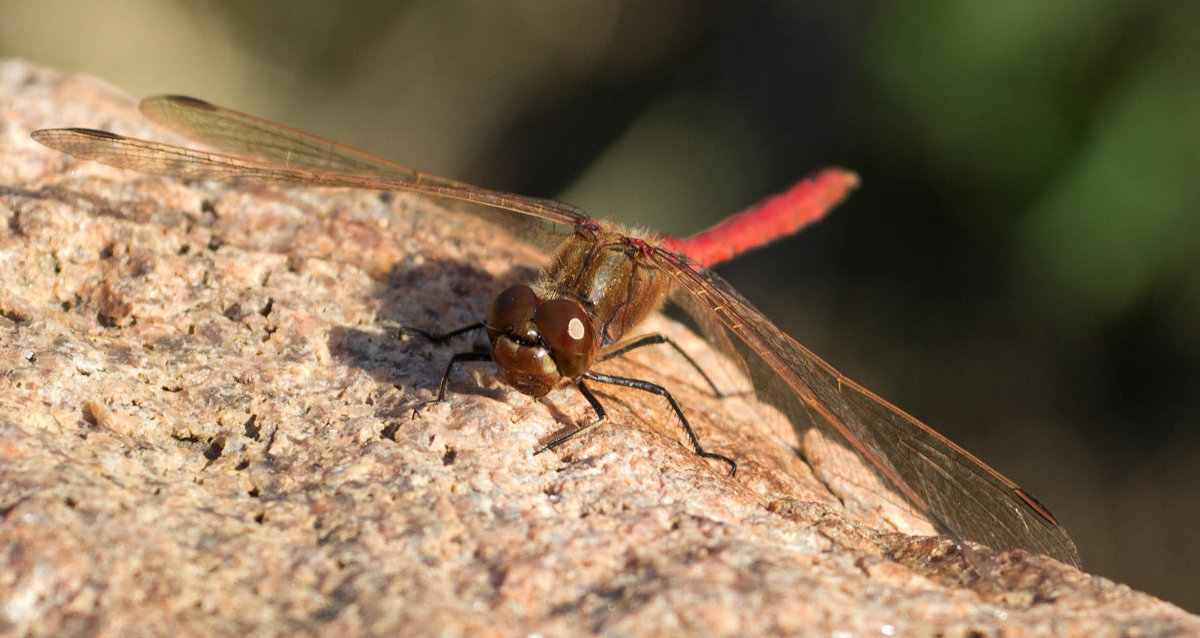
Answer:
[485, 284, 597, 397]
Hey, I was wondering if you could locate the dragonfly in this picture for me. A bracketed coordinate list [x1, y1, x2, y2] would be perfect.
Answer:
[31, 95, 1081, 568]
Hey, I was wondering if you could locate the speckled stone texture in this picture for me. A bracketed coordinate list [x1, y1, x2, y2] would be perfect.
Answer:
[1, 60, 1196, 637]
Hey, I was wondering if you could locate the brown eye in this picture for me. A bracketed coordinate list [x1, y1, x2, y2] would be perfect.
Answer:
[535, 299, 592, 355]
[486, 285, 538, 331]
[535, 299, 595, 379]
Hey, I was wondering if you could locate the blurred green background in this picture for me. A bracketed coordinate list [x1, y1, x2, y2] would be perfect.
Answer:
[3, 0, 1197, 612]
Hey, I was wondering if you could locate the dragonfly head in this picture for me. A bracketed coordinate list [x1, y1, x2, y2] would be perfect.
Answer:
[485, 285, 597, 397]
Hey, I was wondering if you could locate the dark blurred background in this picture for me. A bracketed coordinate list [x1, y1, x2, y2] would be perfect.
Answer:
[4, 0, 1197, 612]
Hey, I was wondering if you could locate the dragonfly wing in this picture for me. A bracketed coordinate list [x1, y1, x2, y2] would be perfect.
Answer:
[31, 126, 583, 251]
[139, 95, 462, 186]
[654, 249, 1081, 567]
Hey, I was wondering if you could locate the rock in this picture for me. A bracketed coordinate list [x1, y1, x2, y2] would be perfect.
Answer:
[1, 59, 1196, 636]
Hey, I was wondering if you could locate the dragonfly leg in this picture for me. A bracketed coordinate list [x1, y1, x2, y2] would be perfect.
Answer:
[398, 321, 486, 345]
[410, 351, 493, 417]
[581, 371, 737, 476]
[534, 379, 609, 456]
[596, 332, 730, 398]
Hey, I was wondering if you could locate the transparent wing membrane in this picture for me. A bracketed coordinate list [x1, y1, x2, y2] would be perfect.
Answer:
[139, 95, 463, 185]
[661, 253, 1079, 566]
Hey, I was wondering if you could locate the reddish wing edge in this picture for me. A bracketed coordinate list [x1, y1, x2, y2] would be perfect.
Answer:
[654, 249, 1080, 567]
[30, 96, 1080, 568]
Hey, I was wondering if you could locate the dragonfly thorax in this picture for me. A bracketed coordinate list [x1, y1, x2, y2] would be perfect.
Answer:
[485, 285, 598, 397]
[539, 230, 673, 347]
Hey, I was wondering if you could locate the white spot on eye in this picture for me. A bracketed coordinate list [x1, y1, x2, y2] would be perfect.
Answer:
[567, 317, 585, 340]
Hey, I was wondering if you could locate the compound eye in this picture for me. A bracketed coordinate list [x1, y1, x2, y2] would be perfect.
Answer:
[535, 299, 592, 355]
[535, 299, 595, 378]
[486, 285, 538, 331]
